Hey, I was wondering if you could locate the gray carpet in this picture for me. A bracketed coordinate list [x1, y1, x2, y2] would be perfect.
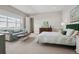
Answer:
[6, 36, 76, 54]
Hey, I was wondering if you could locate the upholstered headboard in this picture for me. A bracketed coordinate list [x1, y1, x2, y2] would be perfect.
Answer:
[66, 5, 79, 30]
[66, 22, 79, 30]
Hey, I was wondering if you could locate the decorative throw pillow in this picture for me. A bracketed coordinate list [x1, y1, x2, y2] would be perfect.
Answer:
[71, 31, 79, 37]
[62, 31, 67, 35]
[66, 29, 75, 37]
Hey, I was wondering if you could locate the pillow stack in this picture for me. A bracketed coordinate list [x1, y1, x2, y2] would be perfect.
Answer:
[60, 28, 79, 37]
[65, 29, 79, 37]
[66, 29, 75, 37]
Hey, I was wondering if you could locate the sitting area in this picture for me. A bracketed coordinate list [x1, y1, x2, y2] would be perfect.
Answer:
[0, 28, 30, 41]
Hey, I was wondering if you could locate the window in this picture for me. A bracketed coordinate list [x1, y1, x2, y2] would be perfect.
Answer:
[0, 15, 21, 30]
[0, 22, 7, 27]
[0, 15, 7, 28]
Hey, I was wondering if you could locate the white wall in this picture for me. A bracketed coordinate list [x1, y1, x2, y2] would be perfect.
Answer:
[33, 12, 62, 34]
[62, 6, 77, 24]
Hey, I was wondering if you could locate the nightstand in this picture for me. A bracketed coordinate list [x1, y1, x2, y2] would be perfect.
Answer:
[76, 35, 79, 53]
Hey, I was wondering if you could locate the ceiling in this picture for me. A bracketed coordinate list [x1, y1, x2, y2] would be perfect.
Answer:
[11, 5, 73, 15]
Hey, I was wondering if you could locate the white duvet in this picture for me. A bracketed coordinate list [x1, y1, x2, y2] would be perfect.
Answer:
[35, 32, 76, 46]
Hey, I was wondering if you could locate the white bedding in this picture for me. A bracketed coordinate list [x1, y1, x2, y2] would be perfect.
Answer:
[35, 32, 76, 46]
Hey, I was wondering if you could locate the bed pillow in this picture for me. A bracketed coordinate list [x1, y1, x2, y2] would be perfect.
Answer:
[71, 31, 79, 37]
[66, 29, 74, 37]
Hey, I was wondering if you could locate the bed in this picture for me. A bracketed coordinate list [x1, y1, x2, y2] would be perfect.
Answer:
[35, 31, 76, 46]
[35, 20, 79, 46]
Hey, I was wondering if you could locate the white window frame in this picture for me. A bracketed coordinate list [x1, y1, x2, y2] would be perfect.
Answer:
[0, 15, 21, 29]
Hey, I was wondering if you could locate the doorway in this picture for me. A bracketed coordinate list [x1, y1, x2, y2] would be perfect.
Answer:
[30, 17, 34, 33]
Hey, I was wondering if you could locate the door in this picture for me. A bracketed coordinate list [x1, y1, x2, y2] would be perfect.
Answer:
[30, 17, 34, 33]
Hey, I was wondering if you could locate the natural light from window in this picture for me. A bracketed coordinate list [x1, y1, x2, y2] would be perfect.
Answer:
[0, 15, 21, 30]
